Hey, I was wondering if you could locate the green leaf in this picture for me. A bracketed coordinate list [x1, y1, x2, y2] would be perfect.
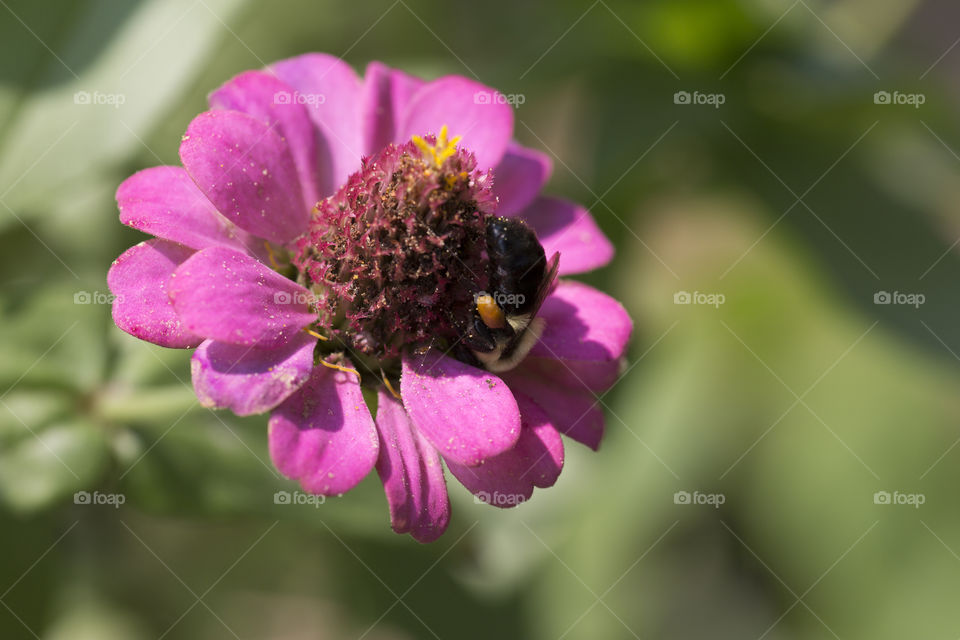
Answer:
[0, 419, 109, 512]
[0, 0, 250, 226]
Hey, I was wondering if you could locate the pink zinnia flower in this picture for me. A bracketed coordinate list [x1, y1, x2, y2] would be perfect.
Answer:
[108, 54, 631, 542]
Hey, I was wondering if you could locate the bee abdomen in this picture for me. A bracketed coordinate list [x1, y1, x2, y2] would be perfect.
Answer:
[486, 217, 546, 315]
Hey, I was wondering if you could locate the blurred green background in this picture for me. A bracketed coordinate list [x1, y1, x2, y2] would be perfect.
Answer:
[3, 0, 960, 637]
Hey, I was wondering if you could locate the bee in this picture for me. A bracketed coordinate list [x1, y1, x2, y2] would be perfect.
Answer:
[457, 217, 559, 372]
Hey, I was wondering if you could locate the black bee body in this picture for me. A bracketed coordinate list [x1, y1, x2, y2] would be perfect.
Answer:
[457, 217, 559, 372]
[486, 217, 547, 318]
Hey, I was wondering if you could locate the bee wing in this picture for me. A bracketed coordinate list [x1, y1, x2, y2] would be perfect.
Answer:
[528, 251, 560, 319]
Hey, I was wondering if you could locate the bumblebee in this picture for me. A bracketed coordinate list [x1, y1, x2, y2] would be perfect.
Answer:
[458, 217, 559, 372]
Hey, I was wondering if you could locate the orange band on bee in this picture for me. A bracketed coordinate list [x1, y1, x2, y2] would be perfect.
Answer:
[476, 294, 506, 329]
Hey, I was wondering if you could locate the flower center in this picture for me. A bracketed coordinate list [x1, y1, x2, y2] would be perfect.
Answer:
[292, 127, 495, 364]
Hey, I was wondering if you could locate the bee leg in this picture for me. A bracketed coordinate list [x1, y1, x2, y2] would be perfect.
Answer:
[453, 343, 484, 369]
[459, 313, 500, 353]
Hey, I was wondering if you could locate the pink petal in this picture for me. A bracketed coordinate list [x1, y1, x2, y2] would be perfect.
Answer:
[209, 70, 324, 207]
[270, 53, 363, 193]
[361, 61, 424, 155]
[518, 196, 614, 275]
[400, 76, 514, 170]
[108, 239, 202, 349]
[190, 333, 316, 416]
[524, 281, 632, 391]
[117, 166, 257, 252]
[493, 144, 552, 217]
[400, 350, 521, 467]
[501, 368, 605, 450]
[446, 393, 563, 506]
[269, 361, 379, 495]
[169, 246, 316, 348]
[374, 389, 450, 543]
[179, 110, 308, 245]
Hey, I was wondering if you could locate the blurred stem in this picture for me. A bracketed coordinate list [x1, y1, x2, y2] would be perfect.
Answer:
[93, 385, 197, 425]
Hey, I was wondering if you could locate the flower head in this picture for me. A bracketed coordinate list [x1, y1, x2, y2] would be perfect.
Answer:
[293, 128, 495, 358]
[108, 54, 631, 542]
